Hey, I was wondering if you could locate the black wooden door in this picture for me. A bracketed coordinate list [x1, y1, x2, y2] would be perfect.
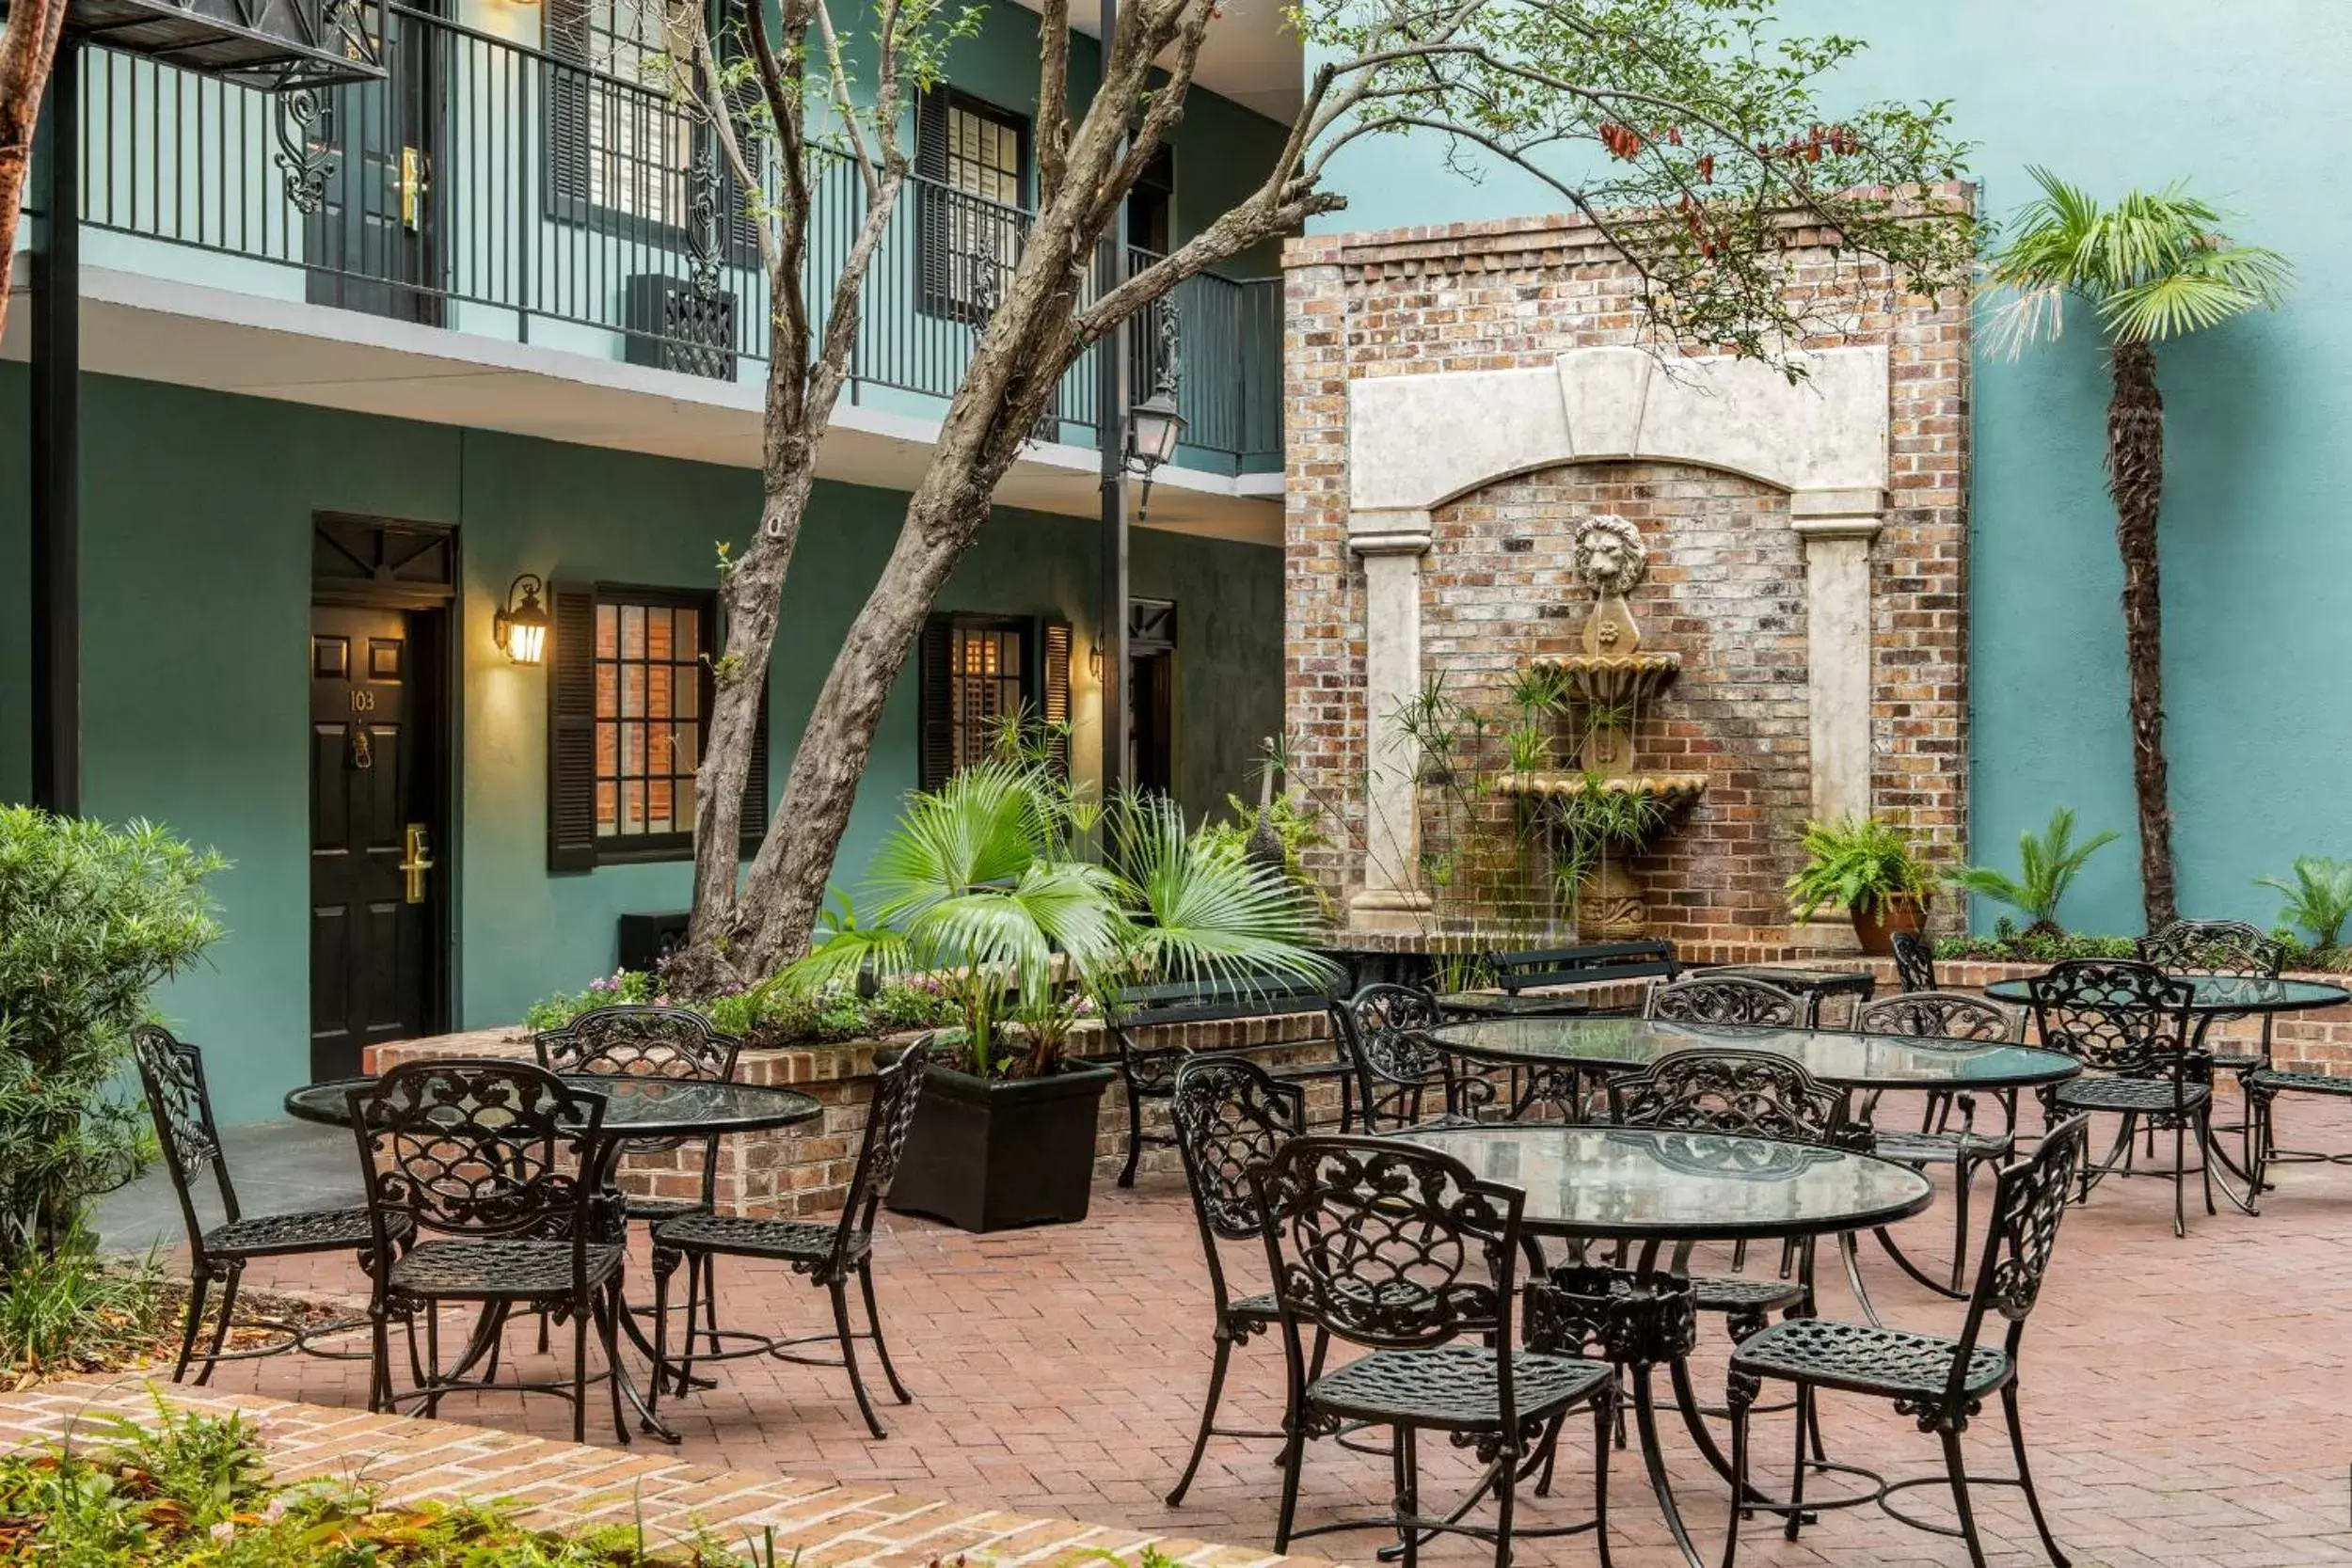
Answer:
[305, 2, 444, 323]
[1128, 649, 1176, 798]
[310, 606, 437, 1079]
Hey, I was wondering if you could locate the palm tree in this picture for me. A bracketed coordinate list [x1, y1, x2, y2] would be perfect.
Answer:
[786, 758, 1329, 1079]
[1983, 169, 2292, 930]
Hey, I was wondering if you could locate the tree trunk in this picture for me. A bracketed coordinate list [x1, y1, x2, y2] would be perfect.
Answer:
[2106, 338, 2176, 931]
[0, 0, 72, 343]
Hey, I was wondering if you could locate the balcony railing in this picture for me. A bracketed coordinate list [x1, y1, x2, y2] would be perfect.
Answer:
[69, 6, 1282, 473]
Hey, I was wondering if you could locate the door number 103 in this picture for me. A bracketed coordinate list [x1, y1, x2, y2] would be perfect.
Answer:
[349, 690, 377, 713]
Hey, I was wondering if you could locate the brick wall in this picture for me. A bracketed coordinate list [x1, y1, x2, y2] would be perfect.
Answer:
[1282, 207, 1971, 946]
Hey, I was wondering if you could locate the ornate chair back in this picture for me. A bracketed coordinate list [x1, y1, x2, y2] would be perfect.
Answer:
[533, 1005, 739, 1145]
[1644, 975, 1812, 1029]
[347, 1061, 610, 1266]
[132, 1024, 239, 1252]
[1253, 1135, 1526, 1354]
[1942, 1115, 2092, 1418]
[1888, 929, 1938, 993]
[827, 1040, 931, 1273]
[2026, 959, 2197, 1077]
[1329, 984, 1445, 1130]
[1855, 991, 2023, 1044]
[1604, 1048, 1851, 1144]
[2137, 919, 2285, 979]
[1171, 1054, 1306, 1316]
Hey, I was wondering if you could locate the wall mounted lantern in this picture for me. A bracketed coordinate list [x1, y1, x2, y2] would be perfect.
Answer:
[493, 573, 551, 666]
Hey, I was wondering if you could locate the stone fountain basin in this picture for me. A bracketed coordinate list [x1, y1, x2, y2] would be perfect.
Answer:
[1496, 770, 1708, 808]
[1534, 653, 1683, 707]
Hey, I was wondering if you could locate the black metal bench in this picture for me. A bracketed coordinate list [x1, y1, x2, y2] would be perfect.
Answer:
[1457, 940, 1682, 1016]
[1101, 974, 1350, 1187]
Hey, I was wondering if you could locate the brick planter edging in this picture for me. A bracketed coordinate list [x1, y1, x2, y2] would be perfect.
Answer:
[365, 1012, 1342, 1220]
[0, 1380, 1343, 1568]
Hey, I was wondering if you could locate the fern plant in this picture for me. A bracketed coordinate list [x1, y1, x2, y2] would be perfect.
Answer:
[1952, 807, 2119, 936]
[1786, 816, 1938, 920]
[2257, 856, 2352, 951]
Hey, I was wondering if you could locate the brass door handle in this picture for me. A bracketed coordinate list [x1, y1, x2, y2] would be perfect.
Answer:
[400, 823, 434, 905]
[399, 146, 429, 230]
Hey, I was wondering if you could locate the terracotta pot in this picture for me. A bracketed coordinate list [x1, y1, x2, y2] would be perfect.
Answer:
[1851, 894, 1928, 958]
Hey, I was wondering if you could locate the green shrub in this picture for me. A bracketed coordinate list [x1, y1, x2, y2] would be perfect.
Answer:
[523, 971, 953, 1048]
[1786, 815, 1939, 920]
[0, 809, 226, 1267]
[1950, 807, 2117, 936]
[2257, 856, 2352, 951]
[0, 1226, 167, 1377]
[1932, 928, 2137, 964]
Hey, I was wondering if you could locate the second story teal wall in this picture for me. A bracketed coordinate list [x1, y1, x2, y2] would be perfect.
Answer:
[1307, 0, 2352, 938]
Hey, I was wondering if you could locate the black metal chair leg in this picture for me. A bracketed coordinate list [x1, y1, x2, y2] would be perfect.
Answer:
[2172, 1120, 2189, 1238]
[600, 1283, 630, 1446]
[648, 1252, 673, 1422]
[1489, 1427, 1516, 1568]
[1394, 1425, 1421, 1568]
[1723, 1380, 1751, 1568]
[1942, 1425, 1988, 1568]
[858, 1259, 912, 1404]
[1274, 1383, 1307, 1552]
[571, 1293, 589, 1445]
[194, 1264, 243, 1386]
[1948, 1158, 1977, 1294]
[1591, 1392, 1614, 1568]
[422, 1307, 443, 1418]
[173, 1271, 212, 1384]
[1167, 1332, 1235, 1506]
[675, 1248, 705, 1398]
[829, 1277, 887, 1439]
[2002, 1386, 2072, 1568]
[1118, 1078, 1146, 1188]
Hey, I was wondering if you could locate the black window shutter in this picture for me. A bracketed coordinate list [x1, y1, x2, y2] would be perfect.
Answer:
[915, 87, 952, 317]
[737, 682, 771, 855]
[1039, 618, 1073, 780]
[916, 614, 955, 793]
[547, 581, 600, 872]
[544, 0, 591, 217]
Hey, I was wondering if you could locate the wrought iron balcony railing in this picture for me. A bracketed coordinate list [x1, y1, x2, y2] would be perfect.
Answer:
[67, 5, 1283, 473]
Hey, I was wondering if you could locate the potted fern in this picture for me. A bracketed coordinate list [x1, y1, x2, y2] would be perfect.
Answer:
[1787, 816, 1940, 955]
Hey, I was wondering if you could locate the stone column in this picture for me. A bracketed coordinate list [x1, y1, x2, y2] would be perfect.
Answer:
[1788, 489, 1885, 951]
[1348, 510, 1434, 932]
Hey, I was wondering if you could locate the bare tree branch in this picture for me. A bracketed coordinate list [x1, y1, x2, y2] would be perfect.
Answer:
[1036, 0, 1073, 208]
[813, 0, 880, 198]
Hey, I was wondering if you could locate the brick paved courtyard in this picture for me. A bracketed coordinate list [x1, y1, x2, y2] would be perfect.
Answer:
[168, 1096, 2352, 1568]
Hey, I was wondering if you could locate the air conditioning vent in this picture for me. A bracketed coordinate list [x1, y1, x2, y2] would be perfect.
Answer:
[623, 275, 738, 382]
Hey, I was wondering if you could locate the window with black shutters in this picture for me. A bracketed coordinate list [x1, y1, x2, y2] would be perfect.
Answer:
[916, 613, 1072, 791]
[547, 582, 770, 870]
[916, 88, 1030, 322]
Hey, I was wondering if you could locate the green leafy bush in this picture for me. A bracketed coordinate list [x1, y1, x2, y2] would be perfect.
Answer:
[1932, 927, 2138, 964]
[0, 1394, 756, 1563]
[1950, 807, 2117, 936]
[2257, 856, 2352, 951]
[0, 1226, 167, 1379]
[523, 970, 954, 1048]
[1786, 815, 1939, 920]
[0, 809, 226, 1267]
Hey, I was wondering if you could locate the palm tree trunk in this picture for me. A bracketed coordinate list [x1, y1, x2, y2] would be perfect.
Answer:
[2106, 339, 2176, 930]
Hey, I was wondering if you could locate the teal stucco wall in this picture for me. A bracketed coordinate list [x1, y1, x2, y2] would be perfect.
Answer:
[1307, 0, 2352, 937]
[0, 369, 1281, 1123]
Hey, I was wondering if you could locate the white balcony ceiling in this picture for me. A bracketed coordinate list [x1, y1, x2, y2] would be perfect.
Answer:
[1013, 0, 1303, 122]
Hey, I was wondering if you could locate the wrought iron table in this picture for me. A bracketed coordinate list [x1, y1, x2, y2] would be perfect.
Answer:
[1982, 974, 2352, 1014]
[1394, 1123, 1932, 1568]
[286, 1072, 823, 1442]
[1433, 989, 1608, 1019]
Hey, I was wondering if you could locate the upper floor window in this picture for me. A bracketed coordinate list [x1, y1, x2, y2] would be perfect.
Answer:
[545, 0, 694, 230]
[916, 89, 1029, 322]
[547, 581, 769, 870]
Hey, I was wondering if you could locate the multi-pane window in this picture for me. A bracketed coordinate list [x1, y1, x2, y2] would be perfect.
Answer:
[594, 594, 704, 844]
[546, 0, 695, 229]
[918, 614, 1072, 790]
[946, 622, 1025, 774]
[917, 90, 1028, 320]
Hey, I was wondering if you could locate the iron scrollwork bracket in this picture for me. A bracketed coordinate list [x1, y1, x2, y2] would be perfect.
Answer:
[275, 87, 340, 216]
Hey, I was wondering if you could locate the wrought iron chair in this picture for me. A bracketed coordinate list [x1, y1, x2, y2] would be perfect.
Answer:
[1723, 1115, 2091, 1568]
[131, 1024, 397, 1386]
[348, 1060, 625, 1444]
[532, 1005, 740, 1378]
[647, 1041, 929, 1439]
[1888, 929, 1939, 994]
[2138, 917, 2284, 1168]
[1852, 993, 2025, 1295]
[1165, 1054, 1306, 1506]
[1328, 984, 1446, 1130]
[1252, 1136, 1615, 1568]
[2026, 958, 2215, 1237]
[1643, 974, 1816, 1029]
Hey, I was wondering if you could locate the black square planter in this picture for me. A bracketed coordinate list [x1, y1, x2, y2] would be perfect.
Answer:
[885, 1059, 1117, 1232]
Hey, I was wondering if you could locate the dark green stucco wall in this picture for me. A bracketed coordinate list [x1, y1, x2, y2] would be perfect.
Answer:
[0, 368, 1280, 1123]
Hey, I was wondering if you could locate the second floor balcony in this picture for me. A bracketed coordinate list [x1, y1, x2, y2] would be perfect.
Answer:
[55, 5, 1284, 482]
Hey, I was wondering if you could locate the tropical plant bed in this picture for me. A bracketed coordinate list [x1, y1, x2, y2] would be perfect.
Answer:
[0, 1395, 754, 1564]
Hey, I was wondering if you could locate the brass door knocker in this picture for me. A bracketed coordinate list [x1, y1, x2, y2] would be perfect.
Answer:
[349, 722, 374, 770]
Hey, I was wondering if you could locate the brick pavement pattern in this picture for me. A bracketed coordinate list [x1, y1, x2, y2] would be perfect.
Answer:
[135, 1095, 2352, 1568]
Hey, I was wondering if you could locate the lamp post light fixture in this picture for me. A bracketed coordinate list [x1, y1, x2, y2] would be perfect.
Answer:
[1124, 373, 1186, 530]
[493, 573, 551, 666]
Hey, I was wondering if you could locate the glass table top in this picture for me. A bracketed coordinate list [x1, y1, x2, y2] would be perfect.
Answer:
[1982, 974, 2351, 1013]
[1433, 990, 1601, 1018]
[1424, 1014, 2080, 1089]
[1395, 1124, 1933, 1241]
[1691, 965, 1875, 996]
[285, 1073, 824, 1138]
